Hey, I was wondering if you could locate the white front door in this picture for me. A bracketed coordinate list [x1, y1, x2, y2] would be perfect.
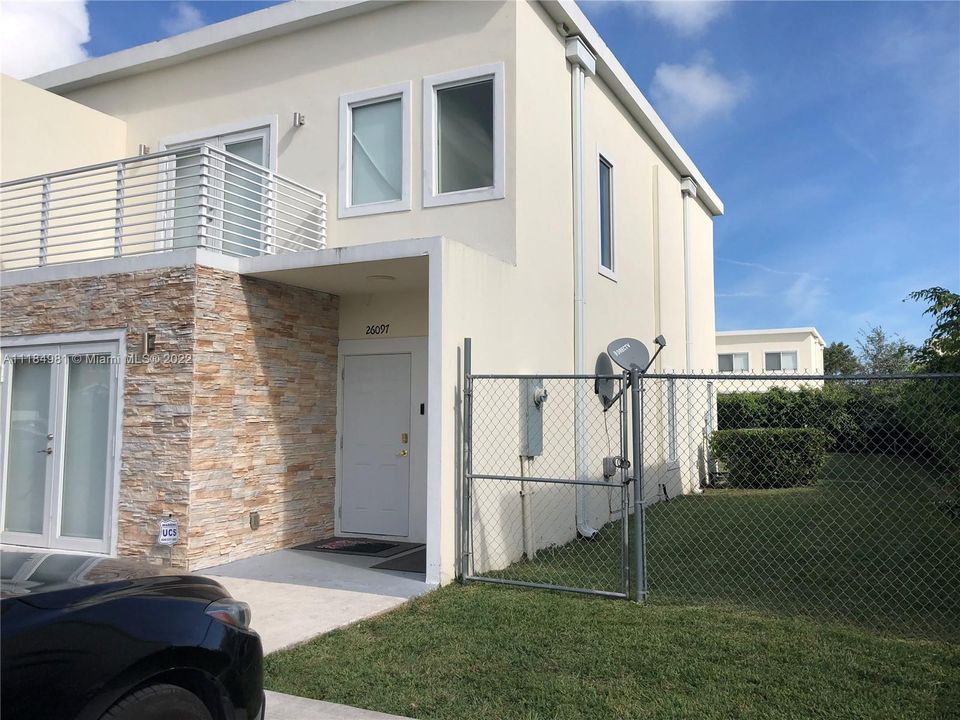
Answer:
[1, 339, 120, 553]
[340, 353, 411, 537]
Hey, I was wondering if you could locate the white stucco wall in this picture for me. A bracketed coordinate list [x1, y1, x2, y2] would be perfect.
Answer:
[57, 1, 519, 264]
[0, 74, 127, 182]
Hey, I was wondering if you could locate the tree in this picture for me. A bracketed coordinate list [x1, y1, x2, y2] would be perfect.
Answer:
[856, 325, 916, 374]
[908, 287, 960, 373]
[824, 341, 860, 375]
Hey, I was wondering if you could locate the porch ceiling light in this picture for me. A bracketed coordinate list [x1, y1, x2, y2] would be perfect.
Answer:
[366, 274, 396, 282]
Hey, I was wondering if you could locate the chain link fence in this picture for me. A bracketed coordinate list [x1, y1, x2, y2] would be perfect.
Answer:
[642, 372, 960, 642]
[462, 363, 960, 642]
[463, 375, 631, 597]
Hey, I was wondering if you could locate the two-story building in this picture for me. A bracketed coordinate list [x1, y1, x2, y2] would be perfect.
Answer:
[0, 0, 721, 585]
[716, 327, 825, 389]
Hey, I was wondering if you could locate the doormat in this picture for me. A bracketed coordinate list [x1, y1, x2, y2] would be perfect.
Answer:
[294, 538, 423, 558]
[372, 548, 426, 574]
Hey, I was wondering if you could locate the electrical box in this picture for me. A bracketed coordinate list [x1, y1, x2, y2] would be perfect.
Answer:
[519, 377, 547, 457]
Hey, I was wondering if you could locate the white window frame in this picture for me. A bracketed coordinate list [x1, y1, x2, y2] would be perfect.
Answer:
[718, 352, 750, 373]
[422, 62, 505, 208]
[338, 82, 412, 218]
[0, 329, 126, 556]
[764, 351, 799, 372]
[598, 151, 616, 281]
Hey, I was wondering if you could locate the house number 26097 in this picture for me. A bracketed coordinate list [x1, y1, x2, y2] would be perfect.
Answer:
[365, 324, 390, 335]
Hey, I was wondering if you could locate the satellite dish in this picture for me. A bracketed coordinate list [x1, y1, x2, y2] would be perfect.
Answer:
[607, 337, 650, 372]
[594, 353, 616, 410]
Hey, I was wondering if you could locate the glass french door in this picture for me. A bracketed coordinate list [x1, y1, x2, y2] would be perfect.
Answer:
[1, 339, 120, 553]
[167, 129, 270, 257]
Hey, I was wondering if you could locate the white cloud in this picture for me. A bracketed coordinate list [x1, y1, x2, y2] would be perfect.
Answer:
[0, 1, 90, 80]
[650, 60, 749, 128]
[645, 1, 729, 36]
[161, 1, 205, 36]
[716, 257, 829, 324]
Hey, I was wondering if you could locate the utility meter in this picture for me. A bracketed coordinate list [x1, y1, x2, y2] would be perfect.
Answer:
[519, 377, 547, 456]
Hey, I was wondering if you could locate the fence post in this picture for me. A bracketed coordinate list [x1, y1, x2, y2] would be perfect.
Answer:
[631, 367, 647, 602]
[620, 371, 630, 597]
[462, 337, 473, 582]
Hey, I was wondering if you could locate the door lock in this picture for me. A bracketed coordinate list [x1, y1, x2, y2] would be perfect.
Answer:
[401, 433, 408, 444]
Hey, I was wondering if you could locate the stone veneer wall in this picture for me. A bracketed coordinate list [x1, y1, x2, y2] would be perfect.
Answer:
[187, 266, 338, 569]
[0, 267, 197, 566]
[0, 264, 339, 570]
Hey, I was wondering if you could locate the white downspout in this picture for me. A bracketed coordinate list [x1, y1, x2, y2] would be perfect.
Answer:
[680, 176, 703, 493]
[566, 35, 598, 539]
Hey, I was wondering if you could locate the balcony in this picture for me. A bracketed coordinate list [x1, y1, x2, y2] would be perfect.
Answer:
[0, 144, 326, 271]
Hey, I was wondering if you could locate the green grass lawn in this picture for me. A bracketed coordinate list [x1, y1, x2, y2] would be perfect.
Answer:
[265, 453, 960, 718]
[265, 583, 960, 720]
[484, 453, 960, 641]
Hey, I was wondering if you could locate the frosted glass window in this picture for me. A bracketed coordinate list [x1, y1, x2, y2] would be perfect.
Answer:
[60, 356, 110, 540]
[3, 359, 51, 534]
[437, 79, 494, 193]
[222, 137, 267, 257]
[352, 98, 403, 205]
[718, 353, 749, 372]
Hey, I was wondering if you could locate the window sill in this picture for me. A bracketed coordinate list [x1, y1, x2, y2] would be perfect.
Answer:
[599, 265, 617, 282]
[423, 185, 504, 208]
[339, 199, 411, 219]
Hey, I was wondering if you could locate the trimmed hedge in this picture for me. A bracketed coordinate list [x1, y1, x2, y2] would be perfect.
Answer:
[710, 428, 828, 489]
[716, 383, 960, 472]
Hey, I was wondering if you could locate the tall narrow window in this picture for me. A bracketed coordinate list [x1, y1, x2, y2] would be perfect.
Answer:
[599, 155, 614, 276]
[339, 82, 411, 218]
[424, 63, 505, 207]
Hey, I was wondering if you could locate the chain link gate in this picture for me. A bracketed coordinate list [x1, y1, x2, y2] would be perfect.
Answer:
[461, 349, 635, 598]
[460, 338, 959, 641]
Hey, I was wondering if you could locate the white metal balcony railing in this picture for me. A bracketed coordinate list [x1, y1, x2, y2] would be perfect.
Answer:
[0, 144, 327, 271]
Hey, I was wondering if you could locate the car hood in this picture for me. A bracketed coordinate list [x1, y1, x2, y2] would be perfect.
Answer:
[0, 551, 227, 606]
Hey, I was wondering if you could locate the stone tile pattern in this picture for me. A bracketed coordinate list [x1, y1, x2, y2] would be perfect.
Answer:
[0, 265, 338, 570]
[189, 266, 338, 569]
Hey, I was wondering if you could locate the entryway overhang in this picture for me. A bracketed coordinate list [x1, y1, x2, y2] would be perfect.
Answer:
[238, 237, 444, 586]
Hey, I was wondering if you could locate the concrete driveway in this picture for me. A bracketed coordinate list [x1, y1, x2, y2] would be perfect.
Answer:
[204, 547, 433, 654]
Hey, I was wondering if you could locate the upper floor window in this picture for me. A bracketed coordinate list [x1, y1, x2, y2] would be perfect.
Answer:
[423, 63, 505, 207]
[718, 352, 749, 372]
[764, 351, 798, 371]
[598, 154, 614, 278]
[339, 82, 411, 218]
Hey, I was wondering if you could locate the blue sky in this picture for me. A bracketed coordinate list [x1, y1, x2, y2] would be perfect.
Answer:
[2, 1, 957, 347]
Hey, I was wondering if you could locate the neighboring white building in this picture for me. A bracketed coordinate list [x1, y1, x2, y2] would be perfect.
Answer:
[0, 0, 721, 585]
[716, 328, 825, 387]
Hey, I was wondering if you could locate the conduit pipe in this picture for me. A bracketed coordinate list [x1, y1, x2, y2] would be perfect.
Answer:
[566, 35, 599, 539]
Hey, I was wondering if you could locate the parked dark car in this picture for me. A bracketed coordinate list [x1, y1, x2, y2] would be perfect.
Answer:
[1, 551, 264, 720]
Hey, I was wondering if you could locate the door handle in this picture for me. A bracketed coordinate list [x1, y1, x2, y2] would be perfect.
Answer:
[37, 447, 52, 455]
[398, 449, 408, 457]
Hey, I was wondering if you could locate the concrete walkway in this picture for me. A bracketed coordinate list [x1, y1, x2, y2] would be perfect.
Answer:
[204, 547, 433, 654]
[265, 691, 413, 720]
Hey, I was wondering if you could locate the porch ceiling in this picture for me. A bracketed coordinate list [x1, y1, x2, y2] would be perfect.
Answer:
[244, 255, 428, 296]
